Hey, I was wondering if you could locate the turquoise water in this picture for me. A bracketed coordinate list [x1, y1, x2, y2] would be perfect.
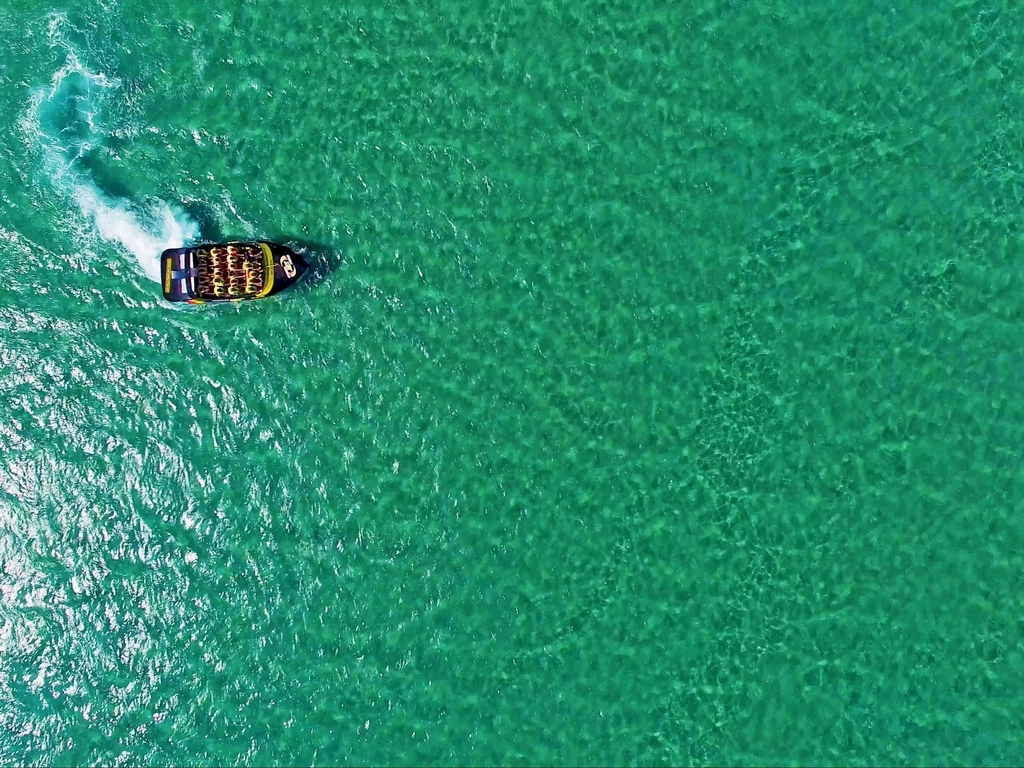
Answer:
[2, 0, 1024, 764]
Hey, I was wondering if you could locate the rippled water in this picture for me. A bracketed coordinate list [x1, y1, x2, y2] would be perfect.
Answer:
[2, 1, 1024, 765]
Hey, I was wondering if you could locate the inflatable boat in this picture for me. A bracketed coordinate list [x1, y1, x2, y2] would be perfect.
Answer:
[161, 241, 308, 304]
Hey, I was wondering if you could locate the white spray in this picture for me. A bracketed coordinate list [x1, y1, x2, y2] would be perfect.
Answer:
[71, 185, 198, 283]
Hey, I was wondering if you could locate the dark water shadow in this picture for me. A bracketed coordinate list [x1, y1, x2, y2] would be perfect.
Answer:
[77, 150, 135, 201]
[283, 239, 343, 291]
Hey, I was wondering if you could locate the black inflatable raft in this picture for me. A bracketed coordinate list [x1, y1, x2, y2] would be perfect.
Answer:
[161, 241, 308, 304]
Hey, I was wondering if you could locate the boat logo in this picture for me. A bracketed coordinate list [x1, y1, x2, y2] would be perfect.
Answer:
[281, 254, 297, 278]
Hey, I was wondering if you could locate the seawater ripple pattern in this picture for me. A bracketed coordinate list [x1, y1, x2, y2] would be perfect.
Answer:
[1, 2, 1024, 766]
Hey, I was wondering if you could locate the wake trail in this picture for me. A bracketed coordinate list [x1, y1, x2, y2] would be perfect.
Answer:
[27, 19, 198, 283]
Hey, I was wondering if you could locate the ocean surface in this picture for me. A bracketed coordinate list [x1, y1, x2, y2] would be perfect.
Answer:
[2, 0, 1024, 765]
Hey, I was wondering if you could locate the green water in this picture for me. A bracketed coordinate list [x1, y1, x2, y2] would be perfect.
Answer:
[2, 0, 1024, 764]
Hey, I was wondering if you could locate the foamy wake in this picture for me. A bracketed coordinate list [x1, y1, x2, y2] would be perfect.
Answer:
[29, 15, 198, 283]
[71, 186, 198, 282]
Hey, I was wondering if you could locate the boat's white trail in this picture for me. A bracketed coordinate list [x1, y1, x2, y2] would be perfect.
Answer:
[28, 17, 198, 283]
[71, 186, 198, 283]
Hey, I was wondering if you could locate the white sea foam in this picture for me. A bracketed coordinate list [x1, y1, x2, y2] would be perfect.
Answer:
[71, 186, 198, 282]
